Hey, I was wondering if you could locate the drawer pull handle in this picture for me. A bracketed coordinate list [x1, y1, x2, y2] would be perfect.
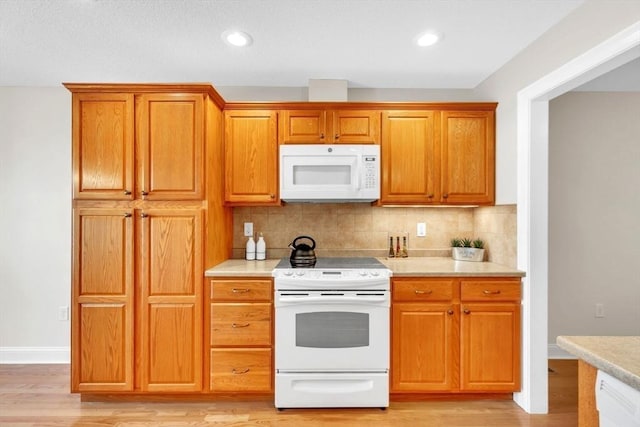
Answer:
[232, 288, 250, 293]
[483, 290, 501, 295]
[232, 368, 250, 375]
[414, 290, 433, 295]
[232, 323, 250, 328]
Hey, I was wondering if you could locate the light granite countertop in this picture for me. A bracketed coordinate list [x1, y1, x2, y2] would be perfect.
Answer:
[205, 257, 524, 278]
[557, 335, 640, 390]
[205, 259, 280, 277]
[378, 257, 524, 277]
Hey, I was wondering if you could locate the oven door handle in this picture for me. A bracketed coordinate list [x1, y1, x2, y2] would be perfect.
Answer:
[276, 295, 389, 306]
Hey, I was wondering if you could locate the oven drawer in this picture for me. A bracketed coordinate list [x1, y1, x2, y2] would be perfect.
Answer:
[210, 279, 272, 302]
[211, 303, 272, 346]
[393, 278, 456, 302]
[461, 279, 521, 302]
[210, 348, 272, 392]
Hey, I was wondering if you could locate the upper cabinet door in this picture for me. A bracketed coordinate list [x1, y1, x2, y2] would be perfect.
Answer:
[279, 109, 380, 144]
[441, 111, 495, 205]
[279, 110, 327, 144]
[331, 110, 380, 144]
[380, 111, 440, 204]
[73, 93, 134, 200]
[224, 110, 279, 205]
[136, 94, 205, 200]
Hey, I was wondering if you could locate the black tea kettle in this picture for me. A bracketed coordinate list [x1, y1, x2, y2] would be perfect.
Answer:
[288, 235, 317, 268]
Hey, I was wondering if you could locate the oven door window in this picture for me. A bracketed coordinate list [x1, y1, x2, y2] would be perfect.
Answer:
[296, 311, 368, 348]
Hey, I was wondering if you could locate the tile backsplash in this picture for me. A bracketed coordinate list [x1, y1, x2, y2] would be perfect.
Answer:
[232, 204, 517, 267]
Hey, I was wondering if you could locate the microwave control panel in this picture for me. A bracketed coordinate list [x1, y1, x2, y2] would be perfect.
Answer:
[363, 155, 378, 189]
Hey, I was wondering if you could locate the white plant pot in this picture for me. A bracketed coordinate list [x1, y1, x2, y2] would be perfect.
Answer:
[452, 247, 485, 262]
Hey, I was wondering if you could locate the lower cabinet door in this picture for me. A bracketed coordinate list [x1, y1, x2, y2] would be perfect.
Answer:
[392, 303, 458, 392]
[460, 303, 521, 391]
[210, 348, 272, 392]
[138, 208, 203, 392]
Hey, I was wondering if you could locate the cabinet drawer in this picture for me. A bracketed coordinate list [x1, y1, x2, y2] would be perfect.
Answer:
[461, 280, 521, 302]
[393, 279, 456, 302]
[211, 303, 271, 346]
[210, 279, 272, 302]
[210, 348, 272, 392]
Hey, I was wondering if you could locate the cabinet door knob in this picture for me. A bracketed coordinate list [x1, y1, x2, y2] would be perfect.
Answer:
[269, 194, 275, 199]
[232, 368, 250, 375]
[414, 289, 433, 295]
[443, 193, 449, 199]
[140, 212, 148, 218]
[141, 190, 149, 196]
[447, 309, 454, 315]
[123, 190, 132, 195]
[320, 133, 325, 139]
[123, 213, 132, 218]
[463, 308, 471, 315]
[427, 194, 434, 198]
[334, 134, 340, 140]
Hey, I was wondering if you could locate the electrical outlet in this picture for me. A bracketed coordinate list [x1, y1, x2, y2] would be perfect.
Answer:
[58, 306, 69, 321]
[595, 303, 605, 318]
[243, 222, 254, 237]
[417, 222, 426, 237]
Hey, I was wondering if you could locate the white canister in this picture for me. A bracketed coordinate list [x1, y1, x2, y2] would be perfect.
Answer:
[245, 235, 256, 260]
[256, 233, 266, 260]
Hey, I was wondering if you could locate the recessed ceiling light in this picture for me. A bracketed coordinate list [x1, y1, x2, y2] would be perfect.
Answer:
[222, 30, 253, 47]
[416, 31, 441, 47]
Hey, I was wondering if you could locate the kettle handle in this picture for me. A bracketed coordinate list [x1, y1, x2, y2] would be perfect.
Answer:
[291, 235, 316, 250]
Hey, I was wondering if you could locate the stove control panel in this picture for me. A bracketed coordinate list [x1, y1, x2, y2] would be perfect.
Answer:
[273, 268, 391, 280]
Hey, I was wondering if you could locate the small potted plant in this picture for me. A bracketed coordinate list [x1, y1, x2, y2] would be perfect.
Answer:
[451, 237, 485, 262]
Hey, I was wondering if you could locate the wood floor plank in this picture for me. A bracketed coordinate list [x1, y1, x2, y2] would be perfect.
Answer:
[0, 361, 578, 426]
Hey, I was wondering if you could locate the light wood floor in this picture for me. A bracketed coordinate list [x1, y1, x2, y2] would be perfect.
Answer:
[0, 360, 578, 426]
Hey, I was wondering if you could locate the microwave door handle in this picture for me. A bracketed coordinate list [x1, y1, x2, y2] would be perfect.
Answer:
[355, 157, 361, 190]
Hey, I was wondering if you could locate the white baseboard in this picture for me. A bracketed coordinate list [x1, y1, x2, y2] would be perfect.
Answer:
[548, 344, 576, 360]
[0, 346, 70, 364]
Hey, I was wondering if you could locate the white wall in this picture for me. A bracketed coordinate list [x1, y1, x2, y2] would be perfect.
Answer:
[475, 0, 640, 204]
[0, 87, 71, 362]
[549, 92, 640, 344]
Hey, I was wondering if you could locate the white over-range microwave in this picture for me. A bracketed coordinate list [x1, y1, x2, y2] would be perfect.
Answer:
[279, 144, 380, 203]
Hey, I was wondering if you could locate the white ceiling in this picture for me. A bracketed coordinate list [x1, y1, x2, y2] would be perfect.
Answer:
[1, 0, 586, 89]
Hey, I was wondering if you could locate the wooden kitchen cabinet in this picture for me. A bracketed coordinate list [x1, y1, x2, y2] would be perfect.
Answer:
[207, 278, 273, 392]
[441, 110, 495, 205]
[380, 110, 440, 204]
[391, 276, 521, 394]
[460, 279, 521, 392]
[224, 110, 279, 205]
[72, 92, 204, 200]
[72, 207, 204, 392]
[279, 109, 380, 144]
[391, 278, 458, 392]
[67, 84, 231, 395]
[380, 106, 495, 205]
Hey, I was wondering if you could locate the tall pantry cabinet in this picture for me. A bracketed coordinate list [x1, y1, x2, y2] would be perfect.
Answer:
[66, 84, 232, 393]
